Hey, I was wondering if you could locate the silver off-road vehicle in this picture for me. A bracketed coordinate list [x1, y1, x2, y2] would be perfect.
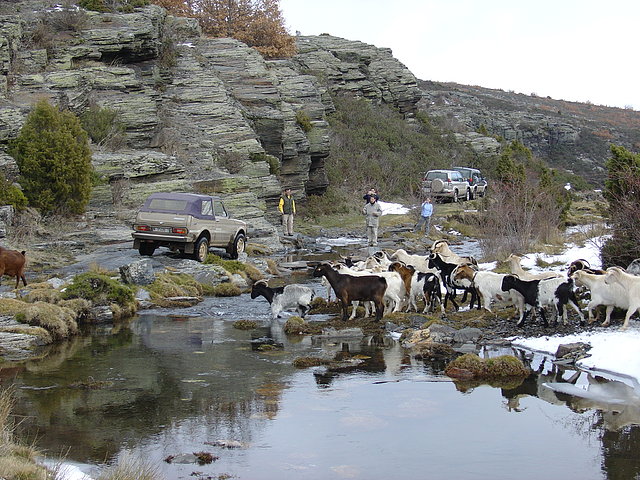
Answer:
[421, 169, 471, 202]
[132, 192, 247, 261]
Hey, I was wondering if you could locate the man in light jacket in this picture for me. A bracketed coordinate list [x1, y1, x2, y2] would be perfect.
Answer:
[278, 187, 296, 236]
[362, 195, 382, 246]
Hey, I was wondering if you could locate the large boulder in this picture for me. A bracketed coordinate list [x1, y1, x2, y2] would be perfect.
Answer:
[119, 259, 155, 286]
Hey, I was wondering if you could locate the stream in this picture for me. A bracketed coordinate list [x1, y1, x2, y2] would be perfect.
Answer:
[2, 240, 640, 479]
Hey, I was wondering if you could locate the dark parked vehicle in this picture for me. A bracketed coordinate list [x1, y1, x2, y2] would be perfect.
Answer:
[132, 192, 247, 261]
[452, 167, 487, 199]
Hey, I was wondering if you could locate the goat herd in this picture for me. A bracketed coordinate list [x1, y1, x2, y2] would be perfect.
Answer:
[251, 240, 640, 331]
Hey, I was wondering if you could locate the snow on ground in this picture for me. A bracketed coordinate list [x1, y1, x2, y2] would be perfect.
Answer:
[511, 235, 640, 391]
[378, 200, 410, 215]
[512, 329, 640, 390]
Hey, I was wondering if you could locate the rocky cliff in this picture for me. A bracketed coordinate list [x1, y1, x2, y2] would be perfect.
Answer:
[0, 3, 421, 247]
[418, 81, 640, 186]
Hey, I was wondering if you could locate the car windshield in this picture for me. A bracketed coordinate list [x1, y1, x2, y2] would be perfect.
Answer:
[456, 168, 472, 177]
[148, 198, 188, 211]
[425, 171, 448, 180]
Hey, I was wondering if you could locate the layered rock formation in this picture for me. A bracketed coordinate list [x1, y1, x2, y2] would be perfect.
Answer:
[0, 3, 420, 244]
[419, 80, 640, 185]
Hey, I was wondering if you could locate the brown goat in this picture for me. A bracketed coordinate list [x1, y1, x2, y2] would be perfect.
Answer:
[0, 247, 27, 288]
[388, 262, 414, 297]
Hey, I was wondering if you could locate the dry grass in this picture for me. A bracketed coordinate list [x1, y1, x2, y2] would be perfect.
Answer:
[0, 387, 52, 480]
[95, 452, 161, 480]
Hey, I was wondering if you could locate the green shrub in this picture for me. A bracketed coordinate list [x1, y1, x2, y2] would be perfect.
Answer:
[79, 0, 109, 12]
[250, 152, 279, 175]
[0, 173, 27, 210]
[80, 105, 125, 148]
[295, 110, 313, 132]
[303, 186, 351, 219]
[9, 99, 93, 215]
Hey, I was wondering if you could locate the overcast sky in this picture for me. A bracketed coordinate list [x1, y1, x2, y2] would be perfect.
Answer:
[279, 0, 639, 110]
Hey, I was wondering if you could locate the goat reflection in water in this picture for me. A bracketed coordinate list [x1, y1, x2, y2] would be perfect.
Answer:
[502, 357, 640, 432]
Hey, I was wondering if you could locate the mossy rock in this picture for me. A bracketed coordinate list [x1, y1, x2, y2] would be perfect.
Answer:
[415, 341, 455, 359]
[445, 353, 530, 379]
[0, 298, 28, 316]
[212, 282, 241, 297]
[21, 301, 78, 340]
[233, 320, 258, 330]
[148, 272, 207, 299]
[283, 316, 322, 335]
[293, 356, 330, 369]
[62, 272, 135, 309]
[24, 288, 62, 304]
[245, 243, 272, 256]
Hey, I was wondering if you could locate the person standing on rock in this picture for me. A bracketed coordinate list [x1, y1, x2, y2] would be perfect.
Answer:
[414, 197, 433, 236]
[362, 194, 382, 246]
[278, 187, 296, 236]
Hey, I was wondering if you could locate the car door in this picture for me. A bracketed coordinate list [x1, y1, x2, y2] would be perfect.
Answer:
[212, 199, 234, 246]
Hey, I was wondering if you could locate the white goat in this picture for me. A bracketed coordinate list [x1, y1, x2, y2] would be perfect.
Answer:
[501, 274, 585, 327]
[452, 264, 526, 323]
[506, 254, 563, 281]
[250, 280, 315, 319]
[602, 267, 640, 329]
[430, 240, 477, 265]
[572, 269, 628, 326]
[390, 248, 431, 273]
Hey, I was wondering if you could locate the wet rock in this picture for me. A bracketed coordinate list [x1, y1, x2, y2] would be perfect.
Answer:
[454, 342, 479, 354]
[89, 306, 113, 323]
[205, 439, 248, 449]
[46, 278, 67, 289]
[119, 259, 155, 285]
[453, 327, 483, 344]
[229, 273, 249, 289]
[555, 342, 591, 360]
[428, 324, 457, 343]
[250, 336, 284, 351]
[162, 296, 202, 307]
[315, 327, 364, 338]
[415, 341, 455, 359]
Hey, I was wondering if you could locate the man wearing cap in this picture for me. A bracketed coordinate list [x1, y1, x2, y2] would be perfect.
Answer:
[278, 187, 296, 236]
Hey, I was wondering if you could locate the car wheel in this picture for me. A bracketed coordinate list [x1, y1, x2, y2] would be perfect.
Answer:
[469, 188, 475, 200]
[139, 242, 156, 256]
[465, 189, 471, 201]
[452, 190, 459, 203]
[193, 237, 209, 262]
[229, 233, 246, 260]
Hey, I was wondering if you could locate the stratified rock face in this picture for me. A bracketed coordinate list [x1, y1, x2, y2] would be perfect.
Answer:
[0, 5, 423, 239]
[292, 35, 422, 115]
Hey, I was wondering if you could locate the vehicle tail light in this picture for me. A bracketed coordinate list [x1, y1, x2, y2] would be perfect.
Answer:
[173, 227, 188, 234]
[135, 225, 151, 231]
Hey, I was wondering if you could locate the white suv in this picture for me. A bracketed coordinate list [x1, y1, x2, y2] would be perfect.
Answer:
[421, 169, 471, 202]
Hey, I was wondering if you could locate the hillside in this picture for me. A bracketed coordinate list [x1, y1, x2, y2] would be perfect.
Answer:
[418, 80, 640, 186]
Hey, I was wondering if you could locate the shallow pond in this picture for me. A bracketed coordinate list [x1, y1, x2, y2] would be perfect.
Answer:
[3, 285, 640, 480]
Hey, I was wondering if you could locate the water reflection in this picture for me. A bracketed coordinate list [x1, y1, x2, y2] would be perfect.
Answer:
[1, 307, 639, 478]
